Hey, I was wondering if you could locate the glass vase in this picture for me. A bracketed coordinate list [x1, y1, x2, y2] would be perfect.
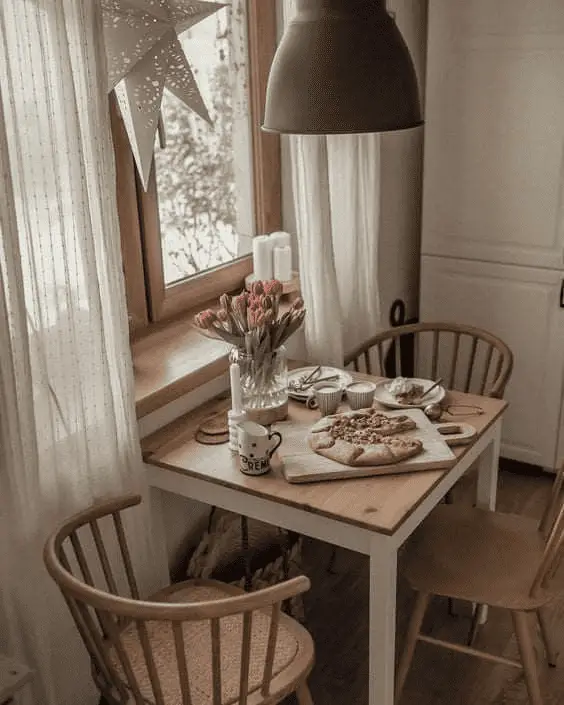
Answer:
[229, 345, 288, 424]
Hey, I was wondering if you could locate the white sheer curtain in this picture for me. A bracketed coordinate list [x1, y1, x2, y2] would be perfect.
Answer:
[0, 2, 164, 704]
[284, 4, 382, 367]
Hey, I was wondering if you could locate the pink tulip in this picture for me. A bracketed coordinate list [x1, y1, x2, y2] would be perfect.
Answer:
[194, 309, 217, 329]
[251, 280, 265, 296]
[263, 279, 283, 297]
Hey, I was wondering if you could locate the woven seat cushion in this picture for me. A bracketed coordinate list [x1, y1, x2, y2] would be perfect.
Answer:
[108, 582, 300, 705]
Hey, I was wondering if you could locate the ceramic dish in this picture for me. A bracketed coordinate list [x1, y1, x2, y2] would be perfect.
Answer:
[287, 366, 353, 401]
[373, 377, 446, 410]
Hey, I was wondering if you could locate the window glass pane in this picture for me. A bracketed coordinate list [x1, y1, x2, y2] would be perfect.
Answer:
[155, 1, 254, 286]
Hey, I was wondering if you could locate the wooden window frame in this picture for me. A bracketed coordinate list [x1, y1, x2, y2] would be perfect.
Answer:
[113, 0, 281, 332]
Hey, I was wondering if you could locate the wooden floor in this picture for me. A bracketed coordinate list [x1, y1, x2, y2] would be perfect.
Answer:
[293, 469, 564, 705]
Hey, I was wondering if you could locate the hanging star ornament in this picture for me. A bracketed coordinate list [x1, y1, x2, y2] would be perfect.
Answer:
[102, 0, 225, 189]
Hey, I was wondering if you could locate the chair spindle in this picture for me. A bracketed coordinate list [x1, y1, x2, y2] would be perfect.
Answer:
[363, 350, 372, 375]
[100, 611, 146, 705]
[394, 337, 402, 377]
[480, 345, 494, 396]
[239, 612, 253, 705]
[377, 343, 385, 376]
[431, 331, 439, 380]
[211, 617, 222, 705]
[261, 603, 281, 696]
[136, 620, 166, 705]
[69, 532, 95, 586]
[90, 519, 118, 595]
[465, 337, 478, 392]
[172, 621, 193, 705]
[448, 332, 460, 389]
[112, 512, 140, 599]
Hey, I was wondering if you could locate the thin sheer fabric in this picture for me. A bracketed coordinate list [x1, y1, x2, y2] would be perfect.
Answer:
[0, 2, 163, 704]
[283, 2, 382, 367]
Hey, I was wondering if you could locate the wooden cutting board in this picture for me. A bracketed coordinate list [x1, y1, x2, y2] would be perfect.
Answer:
[274, 408, 456, 484]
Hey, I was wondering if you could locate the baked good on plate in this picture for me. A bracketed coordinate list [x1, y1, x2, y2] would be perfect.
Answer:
[308, 408, 423, 467]
[386, 377, 425, 404]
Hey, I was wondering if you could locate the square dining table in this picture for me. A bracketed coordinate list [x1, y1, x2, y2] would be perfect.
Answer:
[142, 372, 507, 705]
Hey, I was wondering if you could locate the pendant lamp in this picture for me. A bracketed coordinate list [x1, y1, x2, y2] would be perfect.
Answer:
[262, 0, 422, 135]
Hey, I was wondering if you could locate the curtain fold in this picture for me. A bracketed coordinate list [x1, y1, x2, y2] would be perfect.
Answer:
[289, 133, 383, 366]
[0, 2, 164, 703]
[283, 0, 382, 365]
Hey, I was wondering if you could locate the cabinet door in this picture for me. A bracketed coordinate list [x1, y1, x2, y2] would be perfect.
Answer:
[421, 256, 564, 469]
[422, 0, 564, 268]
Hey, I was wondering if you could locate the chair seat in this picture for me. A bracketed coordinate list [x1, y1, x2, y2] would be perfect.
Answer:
[108, 579, 314, 705]
[402, 505, 551, 610]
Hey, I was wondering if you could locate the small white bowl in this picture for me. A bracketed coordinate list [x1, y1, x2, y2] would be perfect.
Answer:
[306, 381, 343, 415]
[345, 381, 377, 410]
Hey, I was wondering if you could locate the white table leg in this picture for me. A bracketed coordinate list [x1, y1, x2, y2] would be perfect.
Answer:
[474, 420, 502, 625]
[369, 536, 398, 705]
[476, 419, 501, 511]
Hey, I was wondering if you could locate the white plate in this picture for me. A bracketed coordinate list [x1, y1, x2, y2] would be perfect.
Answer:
[373, 378, 446, 409]
[287, 366, 353, 400]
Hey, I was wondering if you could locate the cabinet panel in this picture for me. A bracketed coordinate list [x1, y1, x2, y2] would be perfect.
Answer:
[422, 0, 564, 268]
[421, 256, 564, 468]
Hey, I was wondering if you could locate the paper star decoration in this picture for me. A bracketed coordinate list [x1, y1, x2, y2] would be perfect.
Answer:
[102, 0, 225, 189]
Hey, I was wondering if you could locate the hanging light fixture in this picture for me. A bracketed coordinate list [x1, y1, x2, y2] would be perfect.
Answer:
[262, 0, 422, 135]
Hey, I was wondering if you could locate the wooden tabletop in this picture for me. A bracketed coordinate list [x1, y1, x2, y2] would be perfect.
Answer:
[142, 378, 507, 536]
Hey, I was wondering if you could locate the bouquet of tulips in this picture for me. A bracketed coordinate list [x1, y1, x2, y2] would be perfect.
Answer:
[193, 280, 306, 360]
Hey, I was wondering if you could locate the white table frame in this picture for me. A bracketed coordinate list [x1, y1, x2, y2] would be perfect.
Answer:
[147, 418, 502, 705]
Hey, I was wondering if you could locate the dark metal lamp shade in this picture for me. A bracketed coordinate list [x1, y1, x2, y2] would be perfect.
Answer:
[262, 0, 423, 135]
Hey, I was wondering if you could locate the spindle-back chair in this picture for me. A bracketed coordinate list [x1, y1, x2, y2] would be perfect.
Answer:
[395, 465, 564, 705]
[44, 495, 315, 705]
[345, 321, 513, 399]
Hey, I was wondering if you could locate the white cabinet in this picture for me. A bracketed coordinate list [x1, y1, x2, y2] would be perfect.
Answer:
[421, 257, 564, 468]
[421, 0, 564, 469]
[423, 0, 564, 270]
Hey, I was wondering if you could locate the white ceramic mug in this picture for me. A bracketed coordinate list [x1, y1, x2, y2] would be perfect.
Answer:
[237, 421, 282, 476]
[306, 381, 343, 416]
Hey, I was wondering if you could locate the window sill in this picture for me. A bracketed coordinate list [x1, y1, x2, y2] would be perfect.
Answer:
[132, 314, 231, 418]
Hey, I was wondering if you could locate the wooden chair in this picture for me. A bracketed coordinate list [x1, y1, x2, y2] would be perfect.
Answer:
[344, 321, 513, 400]
[395, 465, 564, 705]
[43, 495, 315, 705]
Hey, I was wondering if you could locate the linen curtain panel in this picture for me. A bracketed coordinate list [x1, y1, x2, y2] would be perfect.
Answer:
[0, 2, 163, 704]
[283, 2, 382, 367]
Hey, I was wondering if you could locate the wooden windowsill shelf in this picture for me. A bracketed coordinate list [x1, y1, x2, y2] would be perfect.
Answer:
[132, 314, 231, 418]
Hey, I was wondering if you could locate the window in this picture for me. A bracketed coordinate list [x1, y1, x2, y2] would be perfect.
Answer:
[112, 0, 281, 332]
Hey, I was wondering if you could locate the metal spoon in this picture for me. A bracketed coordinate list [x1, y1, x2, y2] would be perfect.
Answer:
[413, 377, 444, 404]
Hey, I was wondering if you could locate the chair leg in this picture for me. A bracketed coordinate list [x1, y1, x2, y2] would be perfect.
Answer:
[512, 611, 544, 705]
[296, 682, 314, 705]
[537, 607, 558, 668]
[395, 591, 430, 705]
[467, 603, 486, 646]
[326, 546, 338, 574]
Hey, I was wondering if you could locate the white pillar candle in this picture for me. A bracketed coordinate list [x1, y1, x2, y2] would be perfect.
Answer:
[269, 231, 292, 250]
[273, 245, 292, 281]
[252, 235, 273, 280]
[230, 362, 243, 413]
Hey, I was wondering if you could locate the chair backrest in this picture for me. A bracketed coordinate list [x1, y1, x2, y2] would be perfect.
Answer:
[344, 321, 514, 399]
[44, 494, 310, 705]
[530, 464, 564, 597]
